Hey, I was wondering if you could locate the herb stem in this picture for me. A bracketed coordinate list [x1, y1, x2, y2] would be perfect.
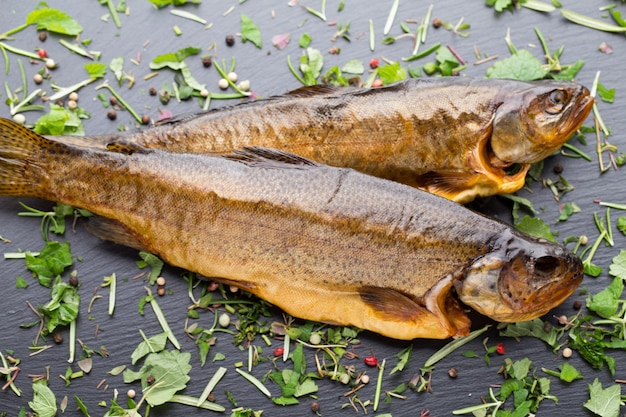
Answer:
[384, 0, 400, 35]
[424, 325, 491, 368]
[95, 81, 143, 124]
[68, 319, 76, 363]
[104, 0, 122, 28]
[402, 42, 441, 62]
[373, 358, 385, 411]
[369, 19, 375, 51]
[197, 366, 227, 406]
[560, 143, 592, 161]
[0, 23, 30, 40]
[235, 368, 272, 397]
[144, 287, 181, 350]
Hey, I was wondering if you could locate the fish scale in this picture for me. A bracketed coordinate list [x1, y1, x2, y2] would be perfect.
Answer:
[0, 118, 582, 339]
[49, 77, 593, 203]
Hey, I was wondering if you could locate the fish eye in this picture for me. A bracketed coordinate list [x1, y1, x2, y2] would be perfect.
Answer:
[545, 89, 570, 114]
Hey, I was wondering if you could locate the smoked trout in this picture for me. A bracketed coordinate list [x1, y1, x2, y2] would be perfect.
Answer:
[57, 77, 592, 203]
[0, 118, 583, 339]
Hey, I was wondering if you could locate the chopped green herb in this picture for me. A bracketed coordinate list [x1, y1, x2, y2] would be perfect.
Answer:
[26, 6, 83, 36]
[16, 276, 28, 289]
[377, 61, 407, 85]
[542, 363, 583, 383]
[240, 14, 262, 48]
[584, 379, 621, 417]
[514, 215, 557, 242]
[487, 49, 547, 81]
[28, 382, 57, 417]
[25, 241, 73, 288]
[298, 33, 312, 48]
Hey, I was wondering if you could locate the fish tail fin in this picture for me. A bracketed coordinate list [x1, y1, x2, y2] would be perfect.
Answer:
[0, 118, 53, 197]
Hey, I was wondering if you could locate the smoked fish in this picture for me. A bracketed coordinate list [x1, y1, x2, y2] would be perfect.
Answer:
[0, 119, 583, 339]
[57, 78, 592, 203]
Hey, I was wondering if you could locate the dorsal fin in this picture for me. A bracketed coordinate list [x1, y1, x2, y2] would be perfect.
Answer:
[285, 84, 344, 98]
[105, 139, 150, 155]
[224, 146, 320, 169]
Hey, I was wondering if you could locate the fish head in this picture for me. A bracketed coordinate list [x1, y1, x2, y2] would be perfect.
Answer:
[490, 81, 593, 164]
[454, 229, 583, 322]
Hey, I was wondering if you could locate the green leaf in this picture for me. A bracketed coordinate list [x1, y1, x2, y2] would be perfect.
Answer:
[26, 6, 83, 36]
[551, 60, 584, 81]
[584, 379, 621, 417]
[16, 276, 28, 289]
[241, 14, 262, 48]
[34, 104, 86, 136]
[558, 363, 583, 383]
[617, 217, 626, 236]
[509, 358, 532, 380]
[293, 378, 318, 397]
[377, 62, 407, 85]
[136, 251, 164, 285]
[84, 62, 107, 79]
[131, 332, 168, 365]
[586, 276, 623, 319]
[389, 345, 412, 375]
[40, 278, 80, 334]
[25, 241, 73, 287]
[558, 202, 580, 221]
[341, 59, 364, 74]
[299, 48, 324, 86]
[28, 383, 57, 417]
[298, 33, 312, 48]
[150, 46, 201, 69]
[514, 215, 557, 242]
[123, 350, 192, 406]
[486, 49, 548, 81]
[609, 250, 626, 279]
[148, 0, 201, 8]
[500, 318, 561, 350]
[597, 82, 616, 103]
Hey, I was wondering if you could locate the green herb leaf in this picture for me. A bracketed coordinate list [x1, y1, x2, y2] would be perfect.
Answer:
[241, 14, 262, 48]
[486, 49, 548, 81]
[136, 251, 164, 285]
[299, 48, 324, 86]
[299, 33, 312, 48]
[377, 61, 407, 85]
[514, 215, 557, 242]
[28, 383, 57, 417]
[617, 217, 626, 236]
[586, 276, 623, 319]
[34, 104, 86, 136]
[558, 202, 581, 221]
[84, 62, 108, 79]
[26, 6, 83, 36]
[148, 0, 201, 8]
[341, 59, 364, 74]
[123, 350, 192, 406]
[131, 332, 168, 365]
[25, 241, 73, 287]
[40, 278, 80, 334]
[389, 345, 412, 375]
[597, 82, 616, 103]
[609, 250, 626, 279]
[500, 319, 561, 350]
[16, 276, 28, 289]
[151, 46, 201, 69]
[584, 379, 621, 417]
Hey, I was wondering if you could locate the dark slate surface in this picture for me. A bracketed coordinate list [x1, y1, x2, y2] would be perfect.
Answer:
[0, 1, 625, 416]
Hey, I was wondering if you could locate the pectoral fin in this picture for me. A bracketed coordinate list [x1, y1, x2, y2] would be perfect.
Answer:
[85, 216, 147, 251]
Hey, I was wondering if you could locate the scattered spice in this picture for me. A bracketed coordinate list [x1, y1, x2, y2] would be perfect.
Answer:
[495, 342, 505, 355]
[149, 87, 157, 96]
[202, 55, 213, 68]
[33, 73, 43, 84]
[106, 109, 117, 120]
[369, 58, 379, 69]
[38, 31, 47, 42]
[432, 18, 442, 28]
[273, 347, 284, 357]
[225, 34, 235, 46]
[363, 355, 378, 367]
[37, 49, 48, 59]
[448, 367, 458, 378]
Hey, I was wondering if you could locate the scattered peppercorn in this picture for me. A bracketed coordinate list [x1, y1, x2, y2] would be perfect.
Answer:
[553, 163, 563, 174]
[225, 34, 235, 46]
[573, 300, 582, 310]
[311, 402, 320, 413]
[432, 18, 442, 28]
[207, 393, 216, 402]
[557, 315, 569, 325]
[107, 109, 117, 120]
[273, 347, 284, 357]
[202, 55, 213, 68]
[543, 321, 553, 333]
[448, 367, 458, 378]
[156, 287, 166, 296]
[141, 114, 150, 125]
[562, 347, 573, 358]
[45, 58, 56, 69]
[69, 92, 79, 102]
[33, 73, 43, 84]
[67, 100, 78, 110]
[218, 78, 229, 90]
[38, 31, 47, 42]
[339, 373, 350, 384]
[53, 332, 63, 344]
[369, 58, 379, 69]
[156, 277, 166, 286]
[109, 96, 118, 106]
[218, 313, 231, 328]
[371, 79, 383, 88]
[149, 87, 157, 96]
[69, 273, 79, 287]
[127, 389, 136, 399]
[159, 90, 170, 105]
[54, 99, 65, 107]
[360, 374, 370, 384]
[146, 375, 156, 385]
[38, 49, 48, 59]
[495, 342, 505, 355]
[227, 71, 238, 83]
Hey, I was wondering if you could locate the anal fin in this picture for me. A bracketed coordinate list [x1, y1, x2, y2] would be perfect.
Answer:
[85, 216, 147, 251]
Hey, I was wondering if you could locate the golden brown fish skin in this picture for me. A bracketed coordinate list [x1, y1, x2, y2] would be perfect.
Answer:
[0, 119, 583, 339]
[54, 78, 593, 203]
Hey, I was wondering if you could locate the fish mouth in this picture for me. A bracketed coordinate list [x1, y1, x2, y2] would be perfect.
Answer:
[455, 230, 583, 323]
[554, 88, 594, 141]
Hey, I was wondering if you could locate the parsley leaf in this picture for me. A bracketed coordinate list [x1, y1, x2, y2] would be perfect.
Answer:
[377, 61, 407, 85]
[25, 241, 73, 288]
[500, 318, 562, 351]
[40, 277, 80, 334]
[486, 49, 548, 81]
[584, 379, 621, 417]
[26, 6, 83, 36]
[617, 216, 626, 235]
[586, 276, 623, 318]
[123, 350, 192, 406]
[34, 104, 86, 136]
[28, 382, 57, 417]
[609, 250, 626, 279]
[514, 215, 557, 242]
